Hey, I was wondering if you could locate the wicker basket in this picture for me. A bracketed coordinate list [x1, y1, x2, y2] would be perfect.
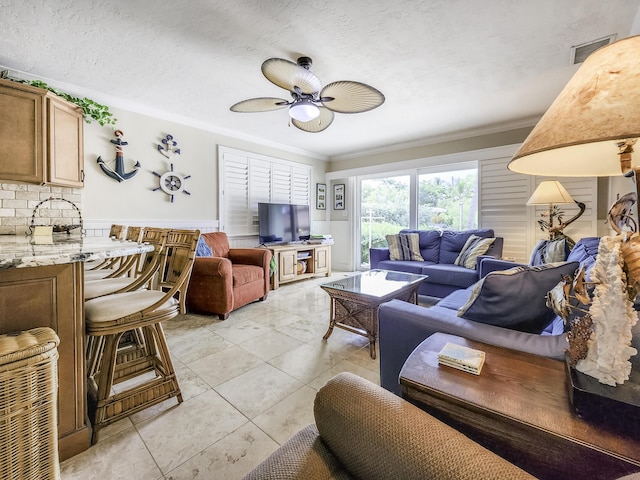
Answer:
[0, 328, 60, 480]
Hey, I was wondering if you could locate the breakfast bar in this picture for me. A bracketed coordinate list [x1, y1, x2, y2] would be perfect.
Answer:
[0, 235, 153, 460]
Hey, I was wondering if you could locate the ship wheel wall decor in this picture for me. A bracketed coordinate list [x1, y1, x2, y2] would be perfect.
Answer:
[97, 130, 141, 182]
[230, 56, 384, 133]
[152, 163, 191, 203]
[152, 134, 191, 203]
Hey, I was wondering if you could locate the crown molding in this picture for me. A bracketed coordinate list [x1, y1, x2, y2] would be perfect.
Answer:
[328, 116, 540, 162]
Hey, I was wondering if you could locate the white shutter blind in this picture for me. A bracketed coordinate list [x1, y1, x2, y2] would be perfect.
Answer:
[480, 155, 598, 263]
[480, 156, 530, 262]
[249, 158, 272, 232]
[272, 164, 292, 203]
[221, 152, 251, 235]
[219, 146, 312, 237]
[291, 166, 311, 205]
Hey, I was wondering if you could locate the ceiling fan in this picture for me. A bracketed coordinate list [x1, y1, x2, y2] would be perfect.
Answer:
[230, 56, 385, 133]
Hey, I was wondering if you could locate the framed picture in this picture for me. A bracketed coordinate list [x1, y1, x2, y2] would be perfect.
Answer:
[316, 183, 326, 210]
[334, 184, 345, 210]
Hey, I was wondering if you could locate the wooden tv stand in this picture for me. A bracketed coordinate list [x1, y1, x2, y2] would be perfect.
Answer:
[267, 243, 332, 289]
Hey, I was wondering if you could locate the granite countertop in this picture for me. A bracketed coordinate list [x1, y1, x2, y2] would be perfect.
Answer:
[0, 235, 154, 269]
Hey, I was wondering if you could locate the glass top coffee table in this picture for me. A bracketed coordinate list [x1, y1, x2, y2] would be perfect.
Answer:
[320, 269, 427, 359]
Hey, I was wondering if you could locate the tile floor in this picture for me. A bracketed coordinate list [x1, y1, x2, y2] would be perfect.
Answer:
[60, 271, 381, 480]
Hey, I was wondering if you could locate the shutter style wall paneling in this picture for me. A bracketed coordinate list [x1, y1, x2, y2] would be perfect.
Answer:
[219, 146, 312, 237]
[479, 155, 598, 263]
[480, 157, 530, 262]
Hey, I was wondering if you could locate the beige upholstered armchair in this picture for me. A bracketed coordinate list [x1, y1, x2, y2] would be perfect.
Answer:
[186, 232, 272, 319]
[244, 373, 536, 480]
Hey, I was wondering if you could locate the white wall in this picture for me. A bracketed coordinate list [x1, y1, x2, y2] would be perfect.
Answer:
[82, 106, 327, 237]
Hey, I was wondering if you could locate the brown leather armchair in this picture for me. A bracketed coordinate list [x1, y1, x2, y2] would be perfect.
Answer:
[185, 232, 272, 319]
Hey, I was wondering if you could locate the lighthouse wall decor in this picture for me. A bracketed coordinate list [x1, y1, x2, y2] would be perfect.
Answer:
[96, 130, 141, 182]
[152, 134, 191, 203]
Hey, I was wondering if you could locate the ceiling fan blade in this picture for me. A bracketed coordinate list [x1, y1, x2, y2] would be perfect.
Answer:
[262, 58, 322, 95]
[292, 107, 335, 133]
[230, 97, 289, 113]
[320, 81, 385, 113]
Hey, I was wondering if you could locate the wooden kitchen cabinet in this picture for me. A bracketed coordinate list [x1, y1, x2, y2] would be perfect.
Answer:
[0, 263, 90, 460]
[0, 78, 84, 187]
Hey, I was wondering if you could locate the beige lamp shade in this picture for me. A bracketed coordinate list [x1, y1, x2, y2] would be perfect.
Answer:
[526, 180, 574, 205]
[509, 35, 640, 177]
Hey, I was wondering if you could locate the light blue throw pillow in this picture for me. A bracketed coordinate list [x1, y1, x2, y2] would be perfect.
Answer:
[196, 235, 213, 257]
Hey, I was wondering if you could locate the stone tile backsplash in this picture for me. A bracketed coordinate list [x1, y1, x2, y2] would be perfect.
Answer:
[0, 183, 82, 235]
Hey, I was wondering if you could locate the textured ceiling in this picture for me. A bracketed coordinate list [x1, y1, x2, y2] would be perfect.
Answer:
[1, 1, 639, 160]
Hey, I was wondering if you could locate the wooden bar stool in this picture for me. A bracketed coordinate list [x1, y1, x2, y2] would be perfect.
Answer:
[84, 227, 166, 300]
[84, 226, 145, 281]
[85, 224, 127, 272]
[85, 229, 199, 443]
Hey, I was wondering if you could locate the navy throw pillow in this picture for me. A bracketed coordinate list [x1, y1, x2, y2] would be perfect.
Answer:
[457, 261, 579, 334]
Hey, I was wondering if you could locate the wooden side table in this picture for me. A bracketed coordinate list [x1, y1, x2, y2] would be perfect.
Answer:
[400, 333, 640, 480]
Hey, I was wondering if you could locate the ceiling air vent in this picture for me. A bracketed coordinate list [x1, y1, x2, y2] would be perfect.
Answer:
[570, 35, 616, 64]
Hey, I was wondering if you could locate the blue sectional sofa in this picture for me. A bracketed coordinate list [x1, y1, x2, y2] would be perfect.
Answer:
[378, 237, 600, 395]
[370, 229, 504, 298]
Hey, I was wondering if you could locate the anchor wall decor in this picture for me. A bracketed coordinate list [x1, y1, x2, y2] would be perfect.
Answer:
[97, 130, 141, 182]
[157, 134, 181, 158]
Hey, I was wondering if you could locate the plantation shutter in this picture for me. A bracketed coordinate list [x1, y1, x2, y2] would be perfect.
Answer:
[291, 166, 311, 205]
[249, 159, 272, 233]
[219, 146, 312, 236]
[272, 164, 292, 203]
[479, 155, 597, 263]
[221, 151, 251, 235]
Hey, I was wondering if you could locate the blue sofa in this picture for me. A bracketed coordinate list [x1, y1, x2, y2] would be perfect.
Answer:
[378, 237, 600, 395]
[370, 229, 504, 298]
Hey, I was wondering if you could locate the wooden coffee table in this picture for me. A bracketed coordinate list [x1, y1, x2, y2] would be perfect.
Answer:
[320, 269, 426, 359]
[400, 333, 640, 480]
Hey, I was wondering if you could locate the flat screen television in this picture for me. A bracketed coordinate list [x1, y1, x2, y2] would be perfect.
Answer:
[258, 202, 311, 244]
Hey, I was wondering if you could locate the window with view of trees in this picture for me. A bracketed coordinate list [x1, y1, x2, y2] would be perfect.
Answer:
[359, 166, 478, 266]
[418, 169, 478, 231]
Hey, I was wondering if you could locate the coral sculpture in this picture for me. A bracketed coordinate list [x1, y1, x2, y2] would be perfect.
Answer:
[566, 314, 593, 367]
[576, 236, 638, 386]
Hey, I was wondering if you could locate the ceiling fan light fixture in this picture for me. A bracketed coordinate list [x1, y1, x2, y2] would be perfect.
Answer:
[232, 56, 384, 132]
[289, 100, 320, 122]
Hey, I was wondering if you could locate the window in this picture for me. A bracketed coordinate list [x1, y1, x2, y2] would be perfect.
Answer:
[360, 175, 411, 264]
[418, 169, 478, 230]
[358, 163, 477, 267]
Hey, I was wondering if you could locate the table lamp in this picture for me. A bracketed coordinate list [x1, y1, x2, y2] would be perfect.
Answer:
[508, 35, 640, 392]
[526, 180, 585, 240]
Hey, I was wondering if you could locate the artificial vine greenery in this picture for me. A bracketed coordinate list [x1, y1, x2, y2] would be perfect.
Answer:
[1, 70, 117, 127]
